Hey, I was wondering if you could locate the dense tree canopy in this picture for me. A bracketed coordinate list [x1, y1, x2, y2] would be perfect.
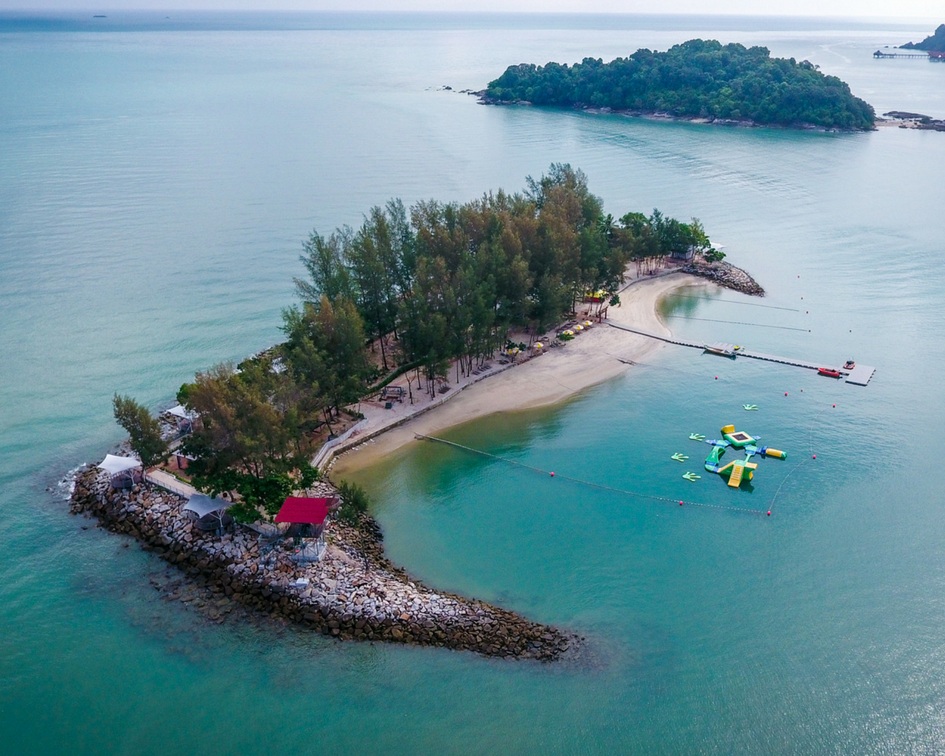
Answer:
[294, 164, 711, 390]
[485, 39, 876, 131]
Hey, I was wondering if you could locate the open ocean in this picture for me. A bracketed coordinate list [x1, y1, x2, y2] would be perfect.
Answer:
[2, 11, 945, 753]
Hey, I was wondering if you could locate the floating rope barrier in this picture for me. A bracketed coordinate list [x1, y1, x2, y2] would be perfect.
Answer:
[664, 315, 809, 332]
[415, 434, 767, 516]
[673, 294, 800, 312]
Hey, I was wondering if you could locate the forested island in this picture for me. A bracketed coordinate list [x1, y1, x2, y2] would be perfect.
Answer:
[114, 165, 718, 521]
[901, 24, 945, 51]
[76, 166, 735, 658]
[482, 39, 876, 131]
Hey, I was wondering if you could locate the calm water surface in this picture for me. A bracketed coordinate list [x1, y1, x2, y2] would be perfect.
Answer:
[2, 12, 944, 753]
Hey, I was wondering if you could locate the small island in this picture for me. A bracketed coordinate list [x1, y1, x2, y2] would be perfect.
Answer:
[72, 166, 762, 659]
[481, 39, 876, 131]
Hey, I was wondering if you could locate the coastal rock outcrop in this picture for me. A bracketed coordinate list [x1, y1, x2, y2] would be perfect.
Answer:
[70, 468, 579, 661]
[680, 260, 765, 296]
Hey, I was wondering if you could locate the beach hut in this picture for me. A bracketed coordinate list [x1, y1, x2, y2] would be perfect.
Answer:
[97, 454, 142, 489]
[183, 493, 234, 535]
[274, 496, 338, 563]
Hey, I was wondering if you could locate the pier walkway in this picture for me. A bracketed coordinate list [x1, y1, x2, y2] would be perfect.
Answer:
[873, 50, 929, 59]
[608, 323, 875, 386]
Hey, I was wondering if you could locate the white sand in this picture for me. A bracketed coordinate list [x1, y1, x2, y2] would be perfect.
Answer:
[332, 272, 707, 475]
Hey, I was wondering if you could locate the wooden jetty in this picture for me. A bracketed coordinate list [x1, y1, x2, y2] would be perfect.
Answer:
[607, 323, 875, 386]
[873, 50, 929, 59]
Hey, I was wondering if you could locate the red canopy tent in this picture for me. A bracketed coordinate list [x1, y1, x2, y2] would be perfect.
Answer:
[274, 496, 336, 525]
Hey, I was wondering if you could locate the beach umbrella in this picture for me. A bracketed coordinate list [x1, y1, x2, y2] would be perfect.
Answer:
[574, 324, 584, 331]
[534, 342, 543, 349]
[583, 320, 593, 326]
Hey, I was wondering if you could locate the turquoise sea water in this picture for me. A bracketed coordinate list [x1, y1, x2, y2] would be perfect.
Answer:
[2, 12, 945, 753]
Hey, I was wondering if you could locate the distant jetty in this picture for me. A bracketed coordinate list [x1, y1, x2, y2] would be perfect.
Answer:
[873, 49, 945, 60]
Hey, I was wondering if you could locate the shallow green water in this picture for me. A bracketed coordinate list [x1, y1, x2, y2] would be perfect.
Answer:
[2, 11, 944, 753]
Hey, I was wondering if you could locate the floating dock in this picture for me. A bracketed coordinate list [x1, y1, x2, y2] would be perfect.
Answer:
[608, 324, 875, 386]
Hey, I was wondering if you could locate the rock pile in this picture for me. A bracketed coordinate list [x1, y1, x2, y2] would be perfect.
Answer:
[681, 260, 765, 296]
[70, 468, 579, 661]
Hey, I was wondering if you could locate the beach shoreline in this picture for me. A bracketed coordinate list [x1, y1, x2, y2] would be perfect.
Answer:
[332, 271, 708, 477]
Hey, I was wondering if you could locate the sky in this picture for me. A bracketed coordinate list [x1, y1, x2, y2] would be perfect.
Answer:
[0, 0, 939, 20]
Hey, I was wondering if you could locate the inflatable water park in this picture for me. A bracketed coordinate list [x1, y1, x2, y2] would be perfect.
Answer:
[686, 424, 787, 488]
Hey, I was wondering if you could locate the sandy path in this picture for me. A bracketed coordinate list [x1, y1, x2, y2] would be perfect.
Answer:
[332, 272, 706, 475]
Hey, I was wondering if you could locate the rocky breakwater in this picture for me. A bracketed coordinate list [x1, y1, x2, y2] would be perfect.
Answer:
[681, 260, 765, 296]
[70, 468, 580, 661]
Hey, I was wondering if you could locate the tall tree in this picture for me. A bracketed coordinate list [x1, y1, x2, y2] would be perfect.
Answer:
[112, 394, 167, 468]
[348, 211, 401, 370]
[295, 227, 354, 304]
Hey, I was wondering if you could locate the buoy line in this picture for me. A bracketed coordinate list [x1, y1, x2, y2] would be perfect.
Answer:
[766, 392, 832, 514]
[664, 315, 809, 332]
[415, 434, 767, 516]
[673, 294, 801, 312]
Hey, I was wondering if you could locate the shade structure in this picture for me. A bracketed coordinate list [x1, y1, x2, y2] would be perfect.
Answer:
[183, 493, 233, 518]
[275, 496, 336, 525]
[166, 405, 197, 421]
[97, 454, 142, 476]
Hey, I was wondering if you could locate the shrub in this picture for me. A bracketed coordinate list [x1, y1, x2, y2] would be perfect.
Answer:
[335, 479, 371, 525]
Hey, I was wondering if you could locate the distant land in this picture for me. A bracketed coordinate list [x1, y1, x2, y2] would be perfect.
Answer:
[900, 24, 945, 51]
[481, 39, 876, 132]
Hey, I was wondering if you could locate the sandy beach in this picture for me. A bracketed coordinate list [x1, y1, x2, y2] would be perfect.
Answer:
[332, 271, 706, 475]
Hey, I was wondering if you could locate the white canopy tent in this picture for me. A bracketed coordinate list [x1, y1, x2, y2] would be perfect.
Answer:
[166, 405, 198, 422]
[183, 493, 234, 535]
[183, 493, 232, 518]
[97, 455, 142, 487]
[165, 404, 198, 436]
[97, 454, 142, 476]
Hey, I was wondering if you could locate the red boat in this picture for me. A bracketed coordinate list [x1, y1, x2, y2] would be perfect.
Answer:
[818, 367, 842, 378]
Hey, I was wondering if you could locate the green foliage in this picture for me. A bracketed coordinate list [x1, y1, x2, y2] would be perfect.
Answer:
[485, 39, 875, 130]
[112, 394, 167, 467]
[703, 246, 726, 263]
[283, 295, 372, 419]
[335, 479, 371, 526]
[178, 359, 323, 521]
[189, 460, 319, 524]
